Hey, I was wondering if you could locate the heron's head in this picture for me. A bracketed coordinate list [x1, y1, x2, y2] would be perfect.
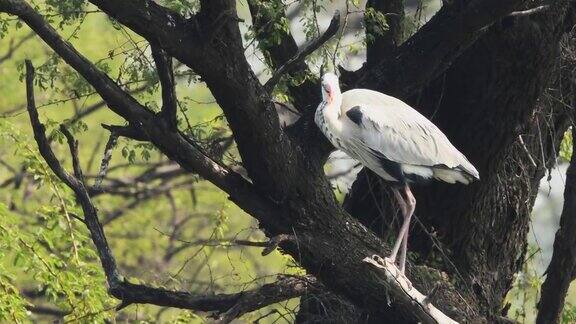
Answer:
[321, 72, 340, 103]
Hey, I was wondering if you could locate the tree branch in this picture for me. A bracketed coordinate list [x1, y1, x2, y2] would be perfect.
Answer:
[264, 11, 341, 92]
[26, 58, 121, 284]
[536, 127, 576, 324]
[93, 129, 118, 190]
[25, 60, 79, 190]
[151, 45, 177, 129]
[101, 124, 147, 141]
[363, 256, 458, 324]
[215, 275, 318, 323]
[60, 125, 84, 182]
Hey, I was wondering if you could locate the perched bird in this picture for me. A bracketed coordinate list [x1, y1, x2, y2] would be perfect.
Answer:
[315, 72, 479, 276]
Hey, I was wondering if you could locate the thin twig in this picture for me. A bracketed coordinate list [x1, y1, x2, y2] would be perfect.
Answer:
[508, 5, 549, 17]
[518, 135, 538, 168]
[0, 32, 34, 65]
[60, 125, 84, 182]
[94, 132, 118, 190]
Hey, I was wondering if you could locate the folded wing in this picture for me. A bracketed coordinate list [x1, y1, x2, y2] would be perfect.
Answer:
[341, 89, 479, 183]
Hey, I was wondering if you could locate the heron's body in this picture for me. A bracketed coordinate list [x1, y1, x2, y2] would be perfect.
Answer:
[315, 88, 479, 187]
[315, 73, 479, 277]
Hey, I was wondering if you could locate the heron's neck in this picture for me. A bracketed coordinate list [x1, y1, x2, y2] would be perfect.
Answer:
[324, 91, 343, 121]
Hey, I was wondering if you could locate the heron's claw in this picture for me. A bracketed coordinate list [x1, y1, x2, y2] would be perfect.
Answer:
[383, 257, 413, 290]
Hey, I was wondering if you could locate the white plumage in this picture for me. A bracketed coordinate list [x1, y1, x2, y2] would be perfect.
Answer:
[315, 72, 479, 278]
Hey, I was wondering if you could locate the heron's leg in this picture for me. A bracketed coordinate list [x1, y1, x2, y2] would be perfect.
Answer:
[399, 185, 416, 274]
[399, 230, 409, 274]
[387, 188, 409, 263]
[392, 188, 407, 216]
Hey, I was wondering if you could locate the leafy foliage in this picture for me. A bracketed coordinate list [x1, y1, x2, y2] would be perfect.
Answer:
[364, 7, 389, 45]
[560, 127, 573, 162]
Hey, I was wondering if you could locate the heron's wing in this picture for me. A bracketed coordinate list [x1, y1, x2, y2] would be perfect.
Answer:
[341, 95, 478, 179]
[343, 105, 449, 166]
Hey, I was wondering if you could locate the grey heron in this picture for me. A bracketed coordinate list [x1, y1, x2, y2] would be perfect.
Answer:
[315, 72, 479, 277]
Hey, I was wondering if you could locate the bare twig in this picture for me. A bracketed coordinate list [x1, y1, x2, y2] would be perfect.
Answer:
[162, 234, 295, 261]
[264, 11, 341, 92]
[63, 84, 148, 127]
[60, 125, 84, 182]
[508, 5, 549, 17]
[0, 32, 34, 65]
[518, 135, 538, 168]
[94, 131, 118, 190]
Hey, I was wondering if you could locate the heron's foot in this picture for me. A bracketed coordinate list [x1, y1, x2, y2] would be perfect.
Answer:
[395, 270, 413, 291]
[383, 257, 412, 290]
[383, 256, 397, 269]
[403, 274, 413, 291]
